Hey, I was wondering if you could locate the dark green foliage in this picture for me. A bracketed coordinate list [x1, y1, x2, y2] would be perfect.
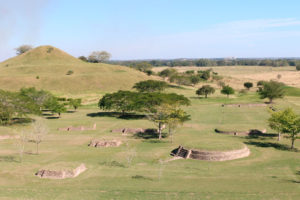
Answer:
[66, 70, 74, 75]
[197, 70, 211, 80]
[244, 82, 253, 90]
[258, 81, 285, 103]
[145, 70, 154, 76]
[99, 91, 190, 114]
[196, 85, 215, 98]
[43, 97, 67, 117]
[158, 68, 177, 78]
[133, 80, 168, 93]
[190, 75, 201, 86]
[78, 56, 88, 62]
[221, 85, 235, 97]
[68, 98, 82, 110]
[130, 62, 152, 72]
[185, 70, 195, 74]
[36, 76, 39, 79]
[296, 64, 300, 71]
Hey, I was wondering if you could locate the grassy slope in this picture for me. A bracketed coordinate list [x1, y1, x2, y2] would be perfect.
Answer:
[0, 46, 151, 96]
[0, 86, 299, 200]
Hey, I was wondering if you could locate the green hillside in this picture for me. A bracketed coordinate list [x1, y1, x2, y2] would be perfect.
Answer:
[0, 46, 150, 95]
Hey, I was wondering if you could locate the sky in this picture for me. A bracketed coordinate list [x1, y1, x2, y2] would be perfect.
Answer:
[1, 0, 300, 61]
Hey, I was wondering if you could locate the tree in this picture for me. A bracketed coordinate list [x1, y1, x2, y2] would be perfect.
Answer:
[78, 56, 88, 62]
[244, 82, 253, 90]
[196, 85, 215, 98]
[221, 85, 235, 98]
[269, 108, 300, 149]
[133, 80, 168, 93]
[296, 64, 300, 71]
[15, 45, 32, 55]
[190, 75, 201, 86]
[88, 51, 111, 63]
[30, 120, 48, 154]
[166, 107, 190, 143]
[258, 81, 285, 103]
[99, 91, 140, 115]
[268, 109, 285, 141]
[43, 97, 66, 118]
[68, 98, 82, 111]
[158, 68, 177, 79]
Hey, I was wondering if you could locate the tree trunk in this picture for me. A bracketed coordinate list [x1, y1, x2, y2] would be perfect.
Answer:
[291, 134, 295, 149]
[158, 122, 162, 140]
[205, 94, 208, 98]
[269, 98, 273, 104]
[277, 132, 281, 141]
[227, 94, 229, 98]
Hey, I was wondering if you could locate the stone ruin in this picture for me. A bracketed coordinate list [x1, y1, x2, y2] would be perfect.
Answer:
[35, 163, 87, 179]
[88, 139, 122, 147]
[0, 135, 20, 141]
[58, 123, 96, 131]
[171, 145, 250, 161]
[111, 128, 145, 135]
[215, 128, 266, 136]
[221, 103, 268, 107]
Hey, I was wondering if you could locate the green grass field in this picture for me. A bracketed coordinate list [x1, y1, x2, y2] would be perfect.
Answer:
[0, 85, 299, 200]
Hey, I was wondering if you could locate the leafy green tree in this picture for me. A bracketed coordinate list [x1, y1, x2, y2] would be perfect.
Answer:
[130, 62, 153, 72]
[19, 87, 53, 110]
[99, 91, 140, 115]
[196, 85, 215, 98]
[190, 75, 201, 86]
[268, 109, 285, 141]
[158, 68, 177, 79]
[221, 85, 235, 98]
[258, 81, 285, 103]
[269, 108, 300, 149]
[43, 97, 66, 118]
[133, 80, 168, 93]
[78, 56, 88, 62]
[68, 98, 82, 111]
[244, 82, 253, 90]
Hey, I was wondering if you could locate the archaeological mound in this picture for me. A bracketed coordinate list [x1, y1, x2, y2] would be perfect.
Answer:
[35, 164, 87, 179]
[89, 139, 122, 147]
[171, 145, 250, 161]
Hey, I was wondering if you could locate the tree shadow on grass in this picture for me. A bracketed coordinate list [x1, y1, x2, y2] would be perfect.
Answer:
[244, 141, 299, 152]
[87, 112, 146, 120]
[0, 156, 18, 163]
[133, 129, 167, 139]
[46, 116, 60, 119]
[245, 132, 278, 140]
[168, 84, 186, 90]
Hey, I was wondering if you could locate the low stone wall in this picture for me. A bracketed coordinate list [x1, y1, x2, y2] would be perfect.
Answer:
[35, 164, 87, 179]
[111, 128, 145, 135]
[58, 123, 96, 131]
[172, 145, 250, 161]
[215, 128, 266, 136]
[0, 135, 20, 140]
[222, 103, 267, 107]
[88, 139, 122, 147]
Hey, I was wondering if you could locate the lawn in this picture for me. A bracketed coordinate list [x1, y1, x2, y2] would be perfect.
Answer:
[0, 86, 299, 200]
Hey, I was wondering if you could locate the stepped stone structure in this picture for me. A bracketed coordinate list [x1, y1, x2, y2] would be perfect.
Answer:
[171, 145, 250, 161]
[35, 164, 87, 179]
[88, 139, 122, 147]
[58, 123, 96, 131]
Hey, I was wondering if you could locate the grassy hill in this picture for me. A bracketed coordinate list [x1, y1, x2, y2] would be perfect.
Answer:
[0, 46, 151, 95]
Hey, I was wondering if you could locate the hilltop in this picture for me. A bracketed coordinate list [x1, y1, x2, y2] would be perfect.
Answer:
[0, 46, 151, 96]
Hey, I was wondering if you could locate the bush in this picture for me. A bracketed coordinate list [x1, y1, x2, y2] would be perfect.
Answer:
[296, 64, 300, 71]
[244, 82, 253, 90]
[66, 70, 74, 75]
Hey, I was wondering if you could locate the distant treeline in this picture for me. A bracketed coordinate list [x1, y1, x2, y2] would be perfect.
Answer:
[108, 58, 300, 67]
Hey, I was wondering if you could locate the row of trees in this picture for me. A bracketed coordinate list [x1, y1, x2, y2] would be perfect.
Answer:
[79, 51, 111, 63]
[109, 58, 300, 68]
[0, 87, 81, 125]
[99, 80, 191, 140]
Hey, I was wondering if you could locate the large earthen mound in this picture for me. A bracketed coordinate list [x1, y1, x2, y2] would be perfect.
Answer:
[171, 145, 250, 161]
[35, 163, 86, 179]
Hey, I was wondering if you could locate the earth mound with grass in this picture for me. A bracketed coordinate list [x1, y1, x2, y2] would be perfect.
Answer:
[0, 45, 151, 94]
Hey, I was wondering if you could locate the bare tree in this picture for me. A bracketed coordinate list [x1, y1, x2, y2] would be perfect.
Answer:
[15, 45, 33, 55]
[30, 120, 48, 154]
[15, 131, 27, 163]
[88, 51, 111, 63]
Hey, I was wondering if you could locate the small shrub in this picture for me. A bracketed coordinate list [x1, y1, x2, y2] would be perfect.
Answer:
[145, 70, 154, 76]
[132, 175, 153, 181]
[66, 70, 74, 75]
[36, 76, 40, 79]
[47, 47, 53, 53]
[296, 64, 300, 71]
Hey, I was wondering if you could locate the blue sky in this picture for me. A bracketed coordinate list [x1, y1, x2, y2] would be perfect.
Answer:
[1, 0, 300, 61]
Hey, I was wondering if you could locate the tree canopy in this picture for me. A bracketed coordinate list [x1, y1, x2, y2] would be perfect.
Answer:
[258, 81, 285, 103]
[196, 85, 215, 98]
[15, 45, 33, 55]
[221, 85, 235, 97]
[88, 51, 111, 63]
[133, 80, 168, 93]
[244, 82, 253, 90]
